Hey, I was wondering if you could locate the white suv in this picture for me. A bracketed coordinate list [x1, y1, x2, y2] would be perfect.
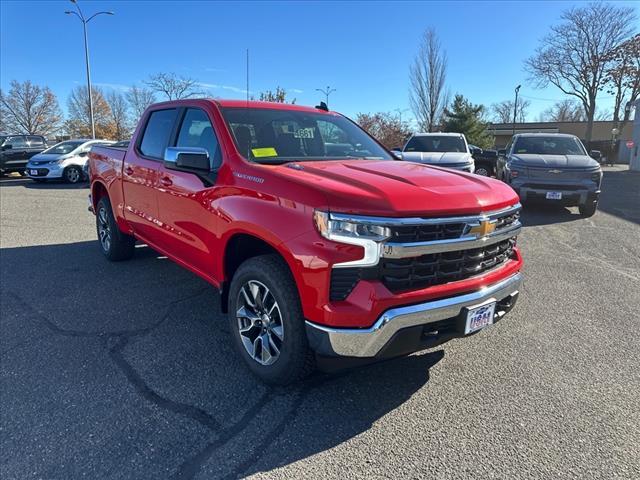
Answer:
[400, 133, 475, 173]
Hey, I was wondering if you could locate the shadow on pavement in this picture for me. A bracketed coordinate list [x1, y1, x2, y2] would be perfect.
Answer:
[1, 240, 441, 479]
[597, 168, 640, 226]
[0, 177, 89, 189]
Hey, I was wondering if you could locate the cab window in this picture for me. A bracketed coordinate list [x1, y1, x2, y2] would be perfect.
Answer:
[175, 108, 222, 169]
[139, 109, 178, 159]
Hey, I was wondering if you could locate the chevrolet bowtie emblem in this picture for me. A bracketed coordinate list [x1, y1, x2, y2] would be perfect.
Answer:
[469, 220, 496, 237]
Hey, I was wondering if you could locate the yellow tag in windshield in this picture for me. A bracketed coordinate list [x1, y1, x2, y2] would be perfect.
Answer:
[252, 147, 278, 158]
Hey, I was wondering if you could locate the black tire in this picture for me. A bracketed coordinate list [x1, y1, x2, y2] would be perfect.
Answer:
[579, 201, 598, 217]
[64, 165, 82, 184]
[228, 254, 314, 385]
[96, 196, 136, 261]
[475, 165, 492, 177]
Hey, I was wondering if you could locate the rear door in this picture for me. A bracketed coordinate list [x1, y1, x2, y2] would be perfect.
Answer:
[122, 108, 178, 243]
[154, 107, 223, 277]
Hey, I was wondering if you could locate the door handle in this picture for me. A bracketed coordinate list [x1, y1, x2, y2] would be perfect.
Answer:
[160, 176, 173, 187]
[124, 166, 134, 175]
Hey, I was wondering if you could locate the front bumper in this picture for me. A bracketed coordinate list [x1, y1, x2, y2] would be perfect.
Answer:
[306, 271, 522, 358]
[25, 162, 64, 179]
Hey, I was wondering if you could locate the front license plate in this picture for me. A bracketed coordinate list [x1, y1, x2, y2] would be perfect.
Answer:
[546, 191, 562, 200]
[465, 302, 496, 334]
[30, 169, 38, 176]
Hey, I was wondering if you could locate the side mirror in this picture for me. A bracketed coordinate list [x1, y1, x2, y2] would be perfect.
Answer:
[589, 150, 602, 160]
[78, 151, 89, 157]
[164, 146, 210, 172]
[390, 149, 402, 160]
[497, 149, 506, 157]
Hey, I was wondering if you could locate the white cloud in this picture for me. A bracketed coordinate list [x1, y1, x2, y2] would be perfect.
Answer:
[197, 82, 252, 95]
[289, 88, 304, 94]
[93, 82, 131, 92]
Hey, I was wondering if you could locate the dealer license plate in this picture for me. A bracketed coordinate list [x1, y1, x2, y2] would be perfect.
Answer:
[546, 191, 562, 200]
[465, 302, 496, 335]
[30, 169, 38, 176]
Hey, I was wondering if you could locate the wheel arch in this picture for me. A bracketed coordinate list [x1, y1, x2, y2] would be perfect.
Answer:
[220, 232, 300, 314]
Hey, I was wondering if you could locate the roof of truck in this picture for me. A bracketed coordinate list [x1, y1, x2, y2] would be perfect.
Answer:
[215, 99, 333, 113]
[411, 132, 465, 137]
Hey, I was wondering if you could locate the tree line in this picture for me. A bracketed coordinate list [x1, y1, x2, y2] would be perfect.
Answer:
[0, 72, 296, 141]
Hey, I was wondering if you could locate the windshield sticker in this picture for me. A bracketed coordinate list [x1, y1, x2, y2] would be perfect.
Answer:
[293, 128, 315, 139]
[252, 147, 278, 157]
[516, 149, 527, 153]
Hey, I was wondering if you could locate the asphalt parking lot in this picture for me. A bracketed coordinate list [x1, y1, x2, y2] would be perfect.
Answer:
[1, 166, 639, 480]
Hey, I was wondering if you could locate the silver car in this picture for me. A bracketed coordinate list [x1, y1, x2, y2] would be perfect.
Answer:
[496, 133, 602, 217]
[26, 139, 113, 184]
[399, 133, 475, 173]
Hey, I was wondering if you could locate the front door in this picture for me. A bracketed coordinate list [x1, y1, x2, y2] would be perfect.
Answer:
[122, 108, 178, 243]
[154, 107, 223, 277]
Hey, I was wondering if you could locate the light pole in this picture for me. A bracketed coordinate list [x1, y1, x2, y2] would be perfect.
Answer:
[315, 86, 336, 108]
[512, 84, 521, 136]
[65, 0, 113, 139]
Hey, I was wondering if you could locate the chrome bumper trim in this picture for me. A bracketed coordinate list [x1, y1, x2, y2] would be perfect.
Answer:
[382, 222, 521, 258]
[305, 272, 522, 358]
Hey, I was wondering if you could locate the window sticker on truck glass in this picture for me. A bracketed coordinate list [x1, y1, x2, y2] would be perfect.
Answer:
[293, 128, 315, 139]
[252, 147, 278, 157]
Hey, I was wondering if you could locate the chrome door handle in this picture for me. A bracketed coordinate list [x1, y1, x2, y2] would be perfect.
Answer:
[124, 166, 134, 175]
[160, 176, 173, 187]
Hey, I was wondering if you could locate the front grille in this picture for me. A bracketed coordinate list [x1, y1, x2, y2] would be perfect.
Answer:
[330, 238, 516, 300]
[379, 238, 516, 293]
[525, 184, 584, 191]
[389, 223, 465, 243]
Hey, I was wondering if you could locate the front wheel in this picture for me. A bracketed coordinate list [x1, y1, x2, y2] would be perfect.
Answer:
[64, 165, 82, 184]
[475, 165, 492, 177]
[228, 254, 314, 385]
[579, 201, 598, 217]
[96, 196, 136, 261]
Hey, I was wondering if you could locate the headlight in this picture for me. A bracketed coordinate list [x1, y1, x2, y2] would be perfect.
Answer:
[313, 211, 390, 267]
[591, 170, 602, 183]
[313, 211, 390, 242]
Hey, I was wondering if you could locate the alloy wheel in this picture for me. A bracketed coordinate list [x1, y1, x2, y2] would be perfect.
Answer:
[97, 206, 112, 252]
[236, 280, 284, 366]
[66, 167, 81, 183]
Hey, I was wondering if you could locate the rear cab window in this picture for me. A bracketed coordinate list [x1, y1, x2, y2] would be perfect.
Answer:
[139, 109, 178, 159]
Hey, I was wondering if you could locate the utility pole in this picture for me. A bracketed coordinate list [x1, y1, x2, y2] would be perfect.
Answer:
[512, 84, 521, 137]
[65, 0, 114, 139]
[315, 86, 336, 108]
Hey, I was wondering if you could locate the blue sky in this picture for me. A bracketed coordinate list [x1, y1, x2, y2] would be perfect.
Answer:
[1, 0, 638, 125]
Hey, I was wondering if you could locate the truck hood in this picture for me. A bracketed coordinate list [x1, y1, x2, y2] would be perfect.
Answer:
[511, 153, 600, 169]
[269, 160, 518, 217]
[401, 151, 472, 165]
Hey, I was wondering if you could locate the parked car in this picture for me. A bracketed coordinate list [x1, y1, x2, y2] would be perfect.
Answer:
[89, 99, 523, 385]
[496, 133, 602, 217]
[26, 139, 114, 184]
[468, 144, 498, 177]
[0, 134, 48, 175]
[399, 133, 475, 172]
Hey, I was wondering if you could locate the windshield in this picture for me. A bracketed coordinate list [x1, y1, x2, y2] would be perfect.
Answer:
[513, 136, 587, 156]
[404, 135, 466, 153]
[220, 107, 392, 164]
[43, 140, 85, 155]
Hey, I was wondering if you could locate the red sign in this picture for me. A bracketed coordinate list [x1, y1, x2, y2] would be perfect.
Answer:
[627, 140, 635, 148]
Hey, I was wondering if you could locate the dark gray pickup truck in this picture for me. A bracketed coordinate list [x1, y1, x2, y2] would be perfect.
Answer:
[496, 133, 602, 217]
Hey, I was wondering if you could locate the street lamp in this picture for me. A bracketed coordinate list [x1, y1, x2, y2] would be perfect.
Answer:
[315, 86, 336, 108]
[65, 0, 114, 139]
[512, 84, 521, 136]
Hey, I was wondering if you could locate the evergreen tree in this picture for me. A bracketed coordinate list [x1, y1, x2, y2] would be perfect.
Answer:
[442, 95, 494, 149]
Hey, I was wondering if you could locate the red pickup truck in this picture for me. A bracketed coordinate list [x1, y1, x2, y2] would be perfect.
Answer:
[89, 99, 523, 384]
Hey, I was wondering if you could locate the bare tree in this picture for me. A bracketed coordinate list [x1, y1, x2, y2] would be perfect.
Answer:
[538, 99, 585, 122]
[603, 34, 640, 131]
[409, 28, 449, 132]
[66, 85, 115, 139]
[105, 91, 131, 140]
[258, 86, 296, 104]
[126, 85, 156, 121]
[0, 80, 62, 136]
[525, 2, 636, 142]
[144, 73, 203, 100]
[491, 98, 530, 123]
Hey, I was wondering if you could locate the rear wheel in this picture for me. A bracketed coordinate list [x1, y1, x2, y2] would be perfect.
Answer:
[579, 201, 598, 217]
[96, 196, 135, 261]
[64, 165, 82, 184]
[228, 254, 314, 385]
[475, 165, 491, 177]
